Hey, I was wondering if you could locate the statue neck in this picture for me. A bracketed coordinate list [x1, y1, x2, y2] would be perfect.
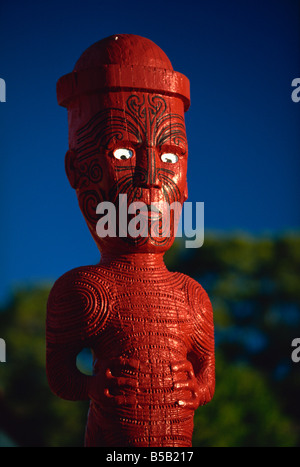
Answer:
[99, 251, 167, 271]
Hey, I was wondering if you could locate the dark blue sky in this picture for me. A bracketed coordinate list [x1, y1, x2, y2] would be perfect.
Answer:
[0, 0, 299, 302]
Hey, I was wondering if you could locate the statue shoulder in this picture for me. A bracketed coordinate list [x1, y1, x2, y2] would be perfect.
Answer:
[175, 273, 214, 352]
[173, 272, 213, 315]
[46, 265, 110, 345]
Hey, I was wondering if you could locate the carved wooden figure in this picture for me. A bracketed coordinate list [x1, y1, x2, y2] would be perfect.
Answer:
[46, 34, 215, 447]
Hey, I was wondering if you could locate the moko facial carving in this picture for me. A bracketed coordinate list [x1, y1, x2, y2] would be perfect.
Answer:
[46, 34, 215, 447]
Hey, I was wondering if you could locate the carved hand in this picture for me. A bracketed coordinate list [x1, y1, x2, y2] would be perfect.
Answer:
[172, 360, 201, 410]
[88, 357, 139, 410]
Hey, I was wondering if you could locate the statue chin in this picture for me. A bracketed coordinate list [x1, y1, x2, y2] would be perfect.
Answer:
[88, 227, 177, 257]
[79, 192, 181, 256]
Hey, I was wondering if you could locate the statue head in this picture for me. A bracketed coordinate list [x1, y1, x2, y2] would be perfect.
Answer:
[57, 34, 190, 255]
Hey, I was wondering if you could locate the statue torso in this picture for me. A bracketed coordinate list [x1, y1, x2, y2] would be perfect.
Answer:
[75, 263, 196, 447]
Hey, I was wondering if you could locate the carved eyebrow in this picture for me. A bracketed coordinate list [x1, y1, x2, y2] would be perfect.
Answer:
[76, 111, 143, 160]
[156, 118, 187, 153]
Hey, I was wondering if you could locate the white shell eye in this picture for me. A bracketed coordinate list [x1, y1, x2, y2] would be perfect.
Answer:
[161, 153, 178, 163]
[113, 148, 134, 160]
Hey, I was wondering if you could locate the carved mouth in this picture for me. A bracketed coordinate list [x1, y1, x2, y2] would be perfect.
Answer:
[115, 201, 165, 243]
[127, 203, 162, 223]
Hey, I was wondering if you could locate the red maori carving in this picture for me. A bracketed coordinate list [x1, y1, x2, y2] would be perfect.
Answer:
[46, 34, 215, 447]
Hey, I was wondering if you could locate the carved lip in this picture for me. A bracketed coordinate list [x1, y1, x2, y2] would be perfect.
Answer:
[128, 203, 162, 221]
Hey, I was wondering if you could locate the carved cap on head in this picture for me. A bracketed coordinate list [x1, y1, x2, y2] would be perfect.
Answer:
[57, 34, 190, 111]
[73, 34, 173, 71]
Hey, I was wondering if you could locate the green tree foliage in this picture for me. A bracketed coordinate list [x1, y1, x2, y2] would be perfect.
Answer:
[0, 233, 299, 446]
[192, 353, 297, 447]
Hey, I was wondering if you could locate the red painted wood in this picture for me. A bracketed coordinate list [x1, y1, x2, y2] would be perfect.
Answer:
[46, 34, 215, 447]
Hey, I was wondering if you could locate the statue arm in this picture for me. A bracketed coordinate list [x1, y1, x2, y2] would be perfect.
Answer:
[185, 281, 215, 407]
[171, 278, 215, 410]
[46, 340, 91, 401]
[46, 269, 107, 402]
[190, 286, 215, 405]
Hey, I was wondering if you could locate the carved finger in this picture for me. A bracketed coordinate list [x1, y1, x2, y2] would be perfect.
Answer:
[105, 368, 114, 379]
[114, 394, 138, 407]
[171, 360, 194, 374]
[103, 390, 137, 407]
[177, 398, 199, 410]
[174, 380, 196, 391]
[113, 376, 138, 389]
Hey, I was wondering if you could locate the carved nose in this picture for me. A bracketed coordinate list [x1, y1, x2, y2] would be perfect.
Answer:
[135, 147, 161, 188]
